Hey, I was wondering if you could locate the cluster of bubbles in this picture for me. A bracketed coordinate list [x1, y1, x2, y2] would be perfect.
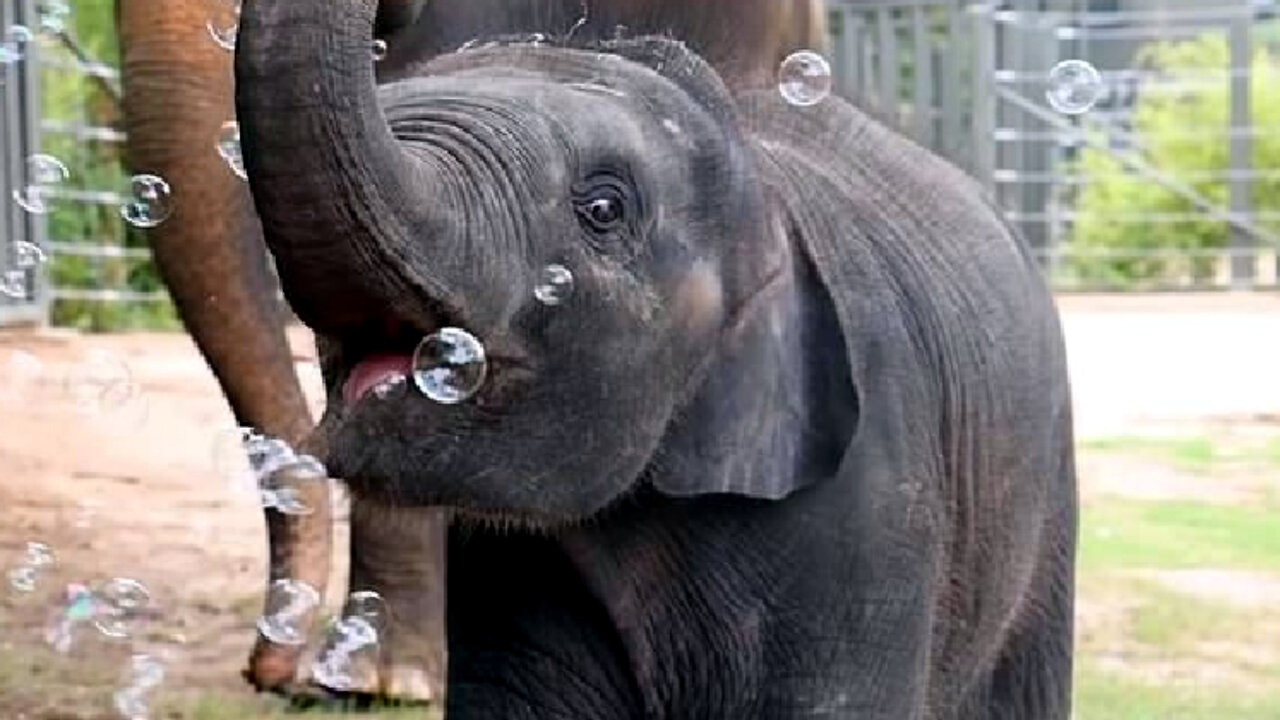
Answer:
[212, 428, 326, 514]
[256, 581, 387, 691]
[0, 346, 144, 421]
[0, 1, 67, 65]
[4, 540, 164, 718]
[9, 152, 174, 228]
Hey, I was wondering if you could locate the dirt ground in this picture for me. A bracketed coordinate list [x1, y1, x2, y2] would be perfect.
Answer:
[1, 292, 1278, 718]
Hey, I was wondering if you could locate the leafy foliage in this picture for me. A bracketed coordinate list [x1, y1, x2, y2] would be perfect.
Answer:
[1064, 25, 1280, 289]
[37, 0, 177, 330]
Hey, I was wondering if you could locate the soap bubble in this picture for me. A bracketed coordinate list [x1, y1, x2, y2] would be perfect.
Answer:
[216, 121, 246, 180]
[45, 582, 97, 653]
[346, 589, 389, 632]
[6, 541, 55, 594]
[207, 0, 240, 51]
[14, 240, 47, 268]
[0, 271, 29, 300]
[37, 0, 71, 35]
[778, 50, 832, 107]
[211, 427, 325, 513]
[93, 576, 153, 638]
[1046, 59, 1105, 115]
[0, 24, 33, 65]
[309, 615, 380, 692]
[64, 348, 137, 416]
[372, 39, 388, 62]
[258, 578, 321, 646]
[113, 653, 166, 720]
[534, 263, 574, 306]
[120, 174, 174, 228]
[412, 327, 487, 405]
[12, 153, 69, 214]
[371, 373, 408, 400]
[0, 350, 45, 406]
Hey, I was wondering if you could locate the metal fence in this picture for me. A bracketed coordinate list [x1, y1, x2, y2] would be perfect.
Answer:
[2, 0, 1279, 329]
[827, 0, 1280, 291]
[0, 0, 47, 326]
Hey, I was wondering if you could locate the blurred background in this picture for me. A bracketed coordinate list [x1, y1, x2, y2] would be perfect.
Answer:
[1, 0, 1278, 718]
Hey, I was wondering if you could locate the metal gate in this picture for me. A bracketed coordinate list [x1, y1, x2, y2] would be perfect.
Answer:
[1, 0, 47, 326]
[826, 0, 1280, 291]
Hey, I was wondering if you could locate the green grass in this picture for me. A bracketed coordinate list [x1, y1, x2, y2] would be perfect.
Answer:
[1074, 658, 1280, 720]
[1079, 499, 1280, 572]
[1079, 434, 1280, 476]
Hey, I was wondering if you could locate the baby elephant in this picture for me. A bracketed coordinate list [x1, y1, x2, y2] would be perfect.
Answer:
[235, 0, 1078, 717]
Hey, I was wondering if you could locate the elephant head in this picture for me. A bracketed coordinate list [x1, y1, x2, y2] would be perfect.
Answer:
[235, 0, 856, 523]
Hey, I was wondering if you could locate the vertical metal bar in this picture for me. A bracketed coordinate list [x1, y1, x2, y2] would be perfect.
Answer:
[971, 3, 998, 191]
[21, 0, 47, 323]
[942, 0, 964, 167]
[844, 10, 866, 104]
[1228, 9, 1254, 288]
[876, 6, 898, 123]
[911, 5, 934, 145]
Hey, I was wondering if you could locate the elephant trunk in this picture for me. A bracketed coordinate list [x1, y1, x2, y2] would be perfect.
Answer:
[235, 0, 451, 333]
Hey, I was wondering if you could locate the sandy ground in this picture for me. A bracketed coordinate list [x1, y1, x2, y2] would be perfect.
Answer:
[0, 292, 1277, 716]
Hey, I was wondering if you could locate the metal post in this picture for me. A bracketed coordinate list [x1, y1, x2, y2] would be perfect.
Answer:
[1228, 7, 1255, 288]
[971, 3, 998, 192]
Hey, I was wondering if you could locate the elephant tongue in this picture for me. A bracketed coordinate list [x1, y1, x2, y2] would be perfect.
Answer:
[344, 353, 413, 404]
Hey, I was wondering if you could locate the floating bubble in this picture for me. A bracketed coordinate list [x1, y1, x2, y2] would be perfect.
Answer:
[371, 373, 407, 401]
[12, 154, 69, 215]
[258, 578, 320, 646]
[211, 427, 325, 514]
[0, 25, 34, 65]
[372, 39, 388, 62]
[37, 0, 71, 35]
[1046, 59, 1105, 115]
[0, 270, 29, 300]
[14, 240, 47, 268]
[0, 350, 45, 406]
[534, 263, 574, 306]
[120, 174, 174, 228]
[346, 590, 388, 632]
[778, 50, 832, 107]
[6, 541, 55, 594]
[64, 348, 137, 416]
[113, 653, 165, 720]
[411, 327, 487, 405]
[207, 0, 240, 51]
[93, 576, 152, 638]
[309, 615, 379, 692]
[216, 121, 246, 180]
[45, 582, 97, 653]
[7, 566, 38, 593]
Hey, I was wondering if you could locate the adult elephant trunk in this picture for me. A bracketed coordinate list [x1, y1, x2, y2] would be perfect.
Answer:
[235, 0, 457, 334]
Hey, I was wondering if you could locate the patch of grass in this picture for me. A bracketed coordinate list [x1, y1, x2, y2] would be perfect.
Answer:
[1080, 499, 1280, 572]
[1080, 435, 1280, 476]
[1074, 658, 1280, 720]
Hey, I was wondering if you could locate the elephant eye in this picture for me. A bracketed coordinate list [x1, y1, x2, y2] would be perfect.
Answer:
[572, 173, 634, 237]
[585, 196, 623, 228]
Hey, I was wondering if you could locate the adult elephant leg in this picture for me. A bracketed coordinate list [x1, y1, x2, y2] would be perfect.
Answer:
[332, 500, 447, 703]
[114, 0, 331, 690]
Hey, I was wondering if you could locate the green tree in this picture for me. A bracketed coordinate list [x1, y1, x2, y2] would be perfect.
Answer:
[1065, 27, 1280, 289]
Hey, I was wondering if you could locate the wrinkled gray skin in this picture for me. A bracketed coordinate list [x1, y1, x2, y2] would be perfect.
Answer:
[236, 0, 1078, 717]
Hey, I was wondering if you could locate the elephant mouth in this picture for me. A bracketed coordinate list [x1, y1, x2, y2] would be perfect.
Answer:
[334, 311, 440, 406]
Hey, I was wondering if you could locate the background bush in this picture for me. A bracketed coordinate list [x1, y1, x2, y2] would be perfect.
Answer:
[1064, 26, 1280, 288]
[38, 0, 177, 331]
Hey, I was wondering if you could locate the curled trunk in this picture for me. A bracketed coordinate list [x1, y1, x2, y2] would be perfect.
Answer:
[235, 0, 448, 333]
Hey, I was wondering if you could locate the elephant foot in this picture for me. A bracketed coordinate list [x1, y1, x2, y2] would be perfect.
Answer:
[304, 662, 438, 706]
[243, 636, 307, 694]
